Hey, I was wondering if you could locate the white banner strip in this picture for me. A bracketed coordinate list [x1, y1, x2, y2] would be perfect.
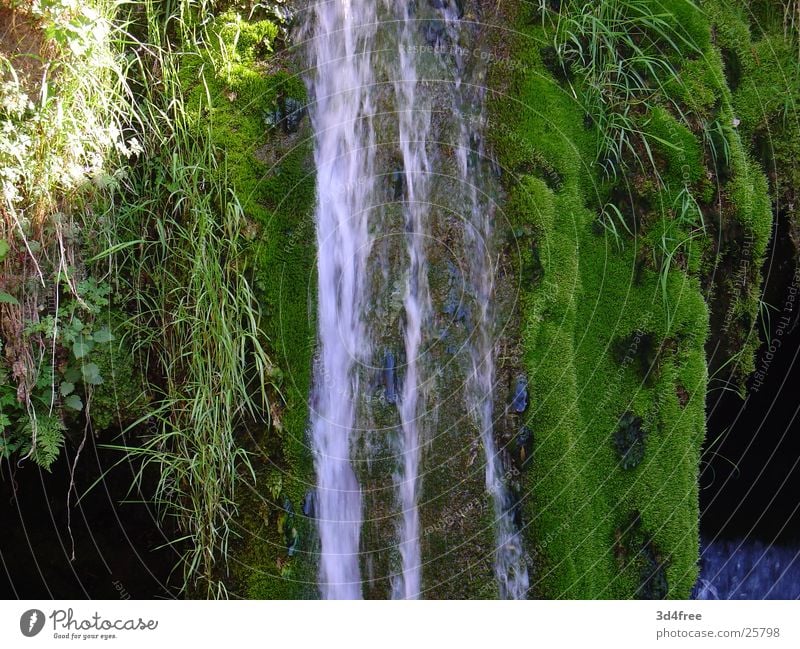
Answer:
[1, 600, 797, 648]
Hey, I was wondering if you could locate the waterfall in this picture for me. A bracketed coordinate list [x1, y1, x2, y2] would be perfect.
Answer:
[390, 0, 432, 601]
[305, 0, 378, 600]
[305, 0, 528, 599]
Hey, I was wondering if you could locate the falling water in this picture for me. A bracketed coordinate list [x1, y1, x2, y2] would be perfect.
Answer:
[305, 0, 528, 598]
[446, 11, 530, 599]
[389, 0, 432, 601]
[305, 0, 378, 599]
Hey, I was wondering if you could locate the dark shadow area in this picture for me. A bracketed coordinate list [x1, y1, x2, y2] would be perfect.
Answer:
[702, 210, 800, 544]
[699, 210, 800, 599]
[0, 435, 179, 599]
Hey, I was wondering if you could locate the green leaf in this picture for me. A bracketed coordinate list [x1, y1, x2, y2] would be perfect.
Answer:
[0, 292, 19, 305]
[72, 334, 95, 359]
[81, 362, 103, 385]
[25, 415, 65, 470]
[60, 381, 75, 397]
[64, 394, 83, 411]
[63, 366, 81, 383]
[0, 239, 8, 262]
[93, 326, 114, 343]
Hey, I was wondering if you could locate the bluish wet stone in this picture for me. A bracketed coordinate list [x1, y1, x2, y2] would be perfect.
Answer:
[282, 98, 305, 133]
[429, 0, 464, 19]
[384, 350, 397, 404]
[265, 97, 306, 134]
[392, 169, 405, 201]
[302, 490, 317, 518]
[511, 375, 528, 413]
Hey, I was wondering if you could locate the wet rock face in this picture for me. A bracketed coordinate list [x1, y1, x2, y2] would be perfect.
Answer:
[442, 261, 471, 328]
[422, 19, 447, 47]
[280, 498, 299, 556]
[392, 169, 405, 202]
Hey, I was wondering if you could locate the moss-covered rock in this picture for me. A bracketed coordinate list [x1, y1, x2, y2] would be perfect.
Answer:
[486, 0, 725, 598]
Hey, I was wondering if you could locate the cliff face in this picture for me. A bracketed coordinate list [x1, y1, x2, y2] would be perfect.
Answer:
[224, 0, 781, 599]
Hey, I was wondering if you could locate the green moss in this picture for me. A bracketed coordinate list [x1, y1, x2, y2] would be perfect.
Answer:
[643, 107, 704, 185]
[661, 0, 712, 56]
[489, 1, 714, 598]
[728, 155, 772, 260]
[177, 10, 316, 599]
[669, 54, 724, 118]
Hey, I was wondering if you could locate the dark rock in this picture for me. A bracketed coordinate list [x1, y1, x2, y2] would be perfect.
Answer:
[392, 169, 405, 201]
[442, 262, 471, 328]
[515, 425, 534, 469]
[265, 96, 306, 134]
[511, 375, 528, 413]
[512, 499, 523, 530]
[443, 299, 470, 327]
[282, 98, 305, 134]
[613, 412, 646, 470]
[467, 132, 482, 170]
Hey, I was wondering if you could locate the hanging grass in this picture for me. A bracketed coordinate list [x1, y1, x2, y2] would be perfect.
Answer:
[91, 1, 274, 597]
